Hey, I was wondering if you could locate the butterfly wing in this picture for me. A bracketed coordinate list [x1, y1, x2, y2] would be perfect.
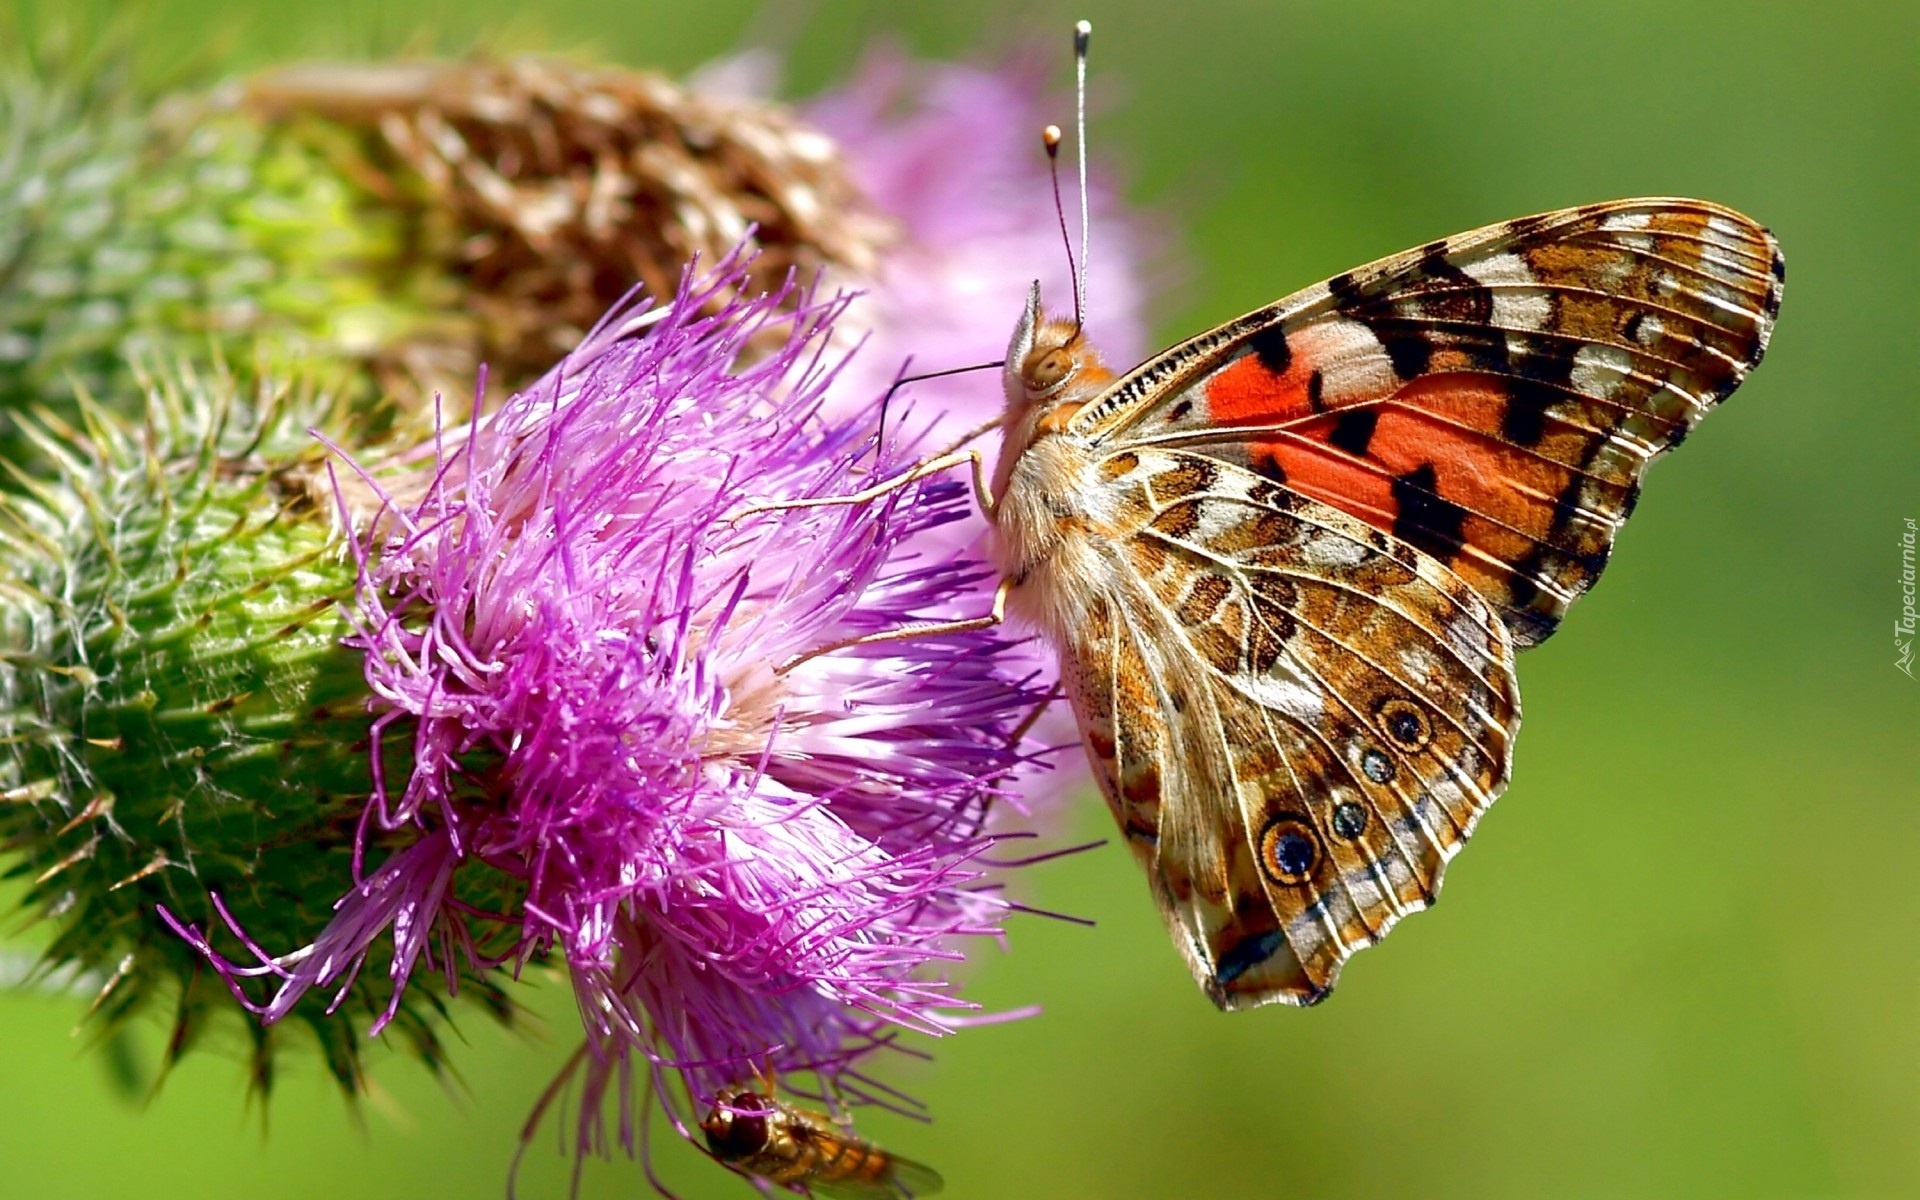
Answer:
[1071, 198, 1783, 646]
[1061, 447, 1520, 1006]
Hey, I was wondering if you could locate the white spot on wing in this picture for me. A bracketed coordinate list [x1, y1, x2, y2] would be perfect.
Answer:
[1395, 644, 1438, 682]
[1696, 245, 1755, 287]
[1444, 608, 1495, 663]
[1570, 343, 1635, 398]
[1493, 289, 1551, 331]
[1461, 253, 1534, 289]
[1292, 318, 1395, 406]
[1201, 467, 1262, 504]
[1601, 211, 1655, 232]
[1302, 533, 1369, 570]
[1340, 863, 1387, 915]
[1238, 643, 1325, 722]
[1425, 777, 1472, 831]
[1462, 254, 1551, 330]
[1194, 499, 1244, 541]
[1704, 215, 1752, 249]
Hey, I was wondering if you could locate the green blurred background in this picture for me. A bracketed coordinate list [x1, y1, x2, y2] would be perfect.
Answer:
[1, 0, 1913, 1196]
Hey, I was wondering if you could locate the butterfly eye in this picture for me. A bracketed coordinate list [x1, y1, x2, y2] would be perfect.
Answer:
[1022, 345, 1077, 393]
[1257, 815, 1320, 886]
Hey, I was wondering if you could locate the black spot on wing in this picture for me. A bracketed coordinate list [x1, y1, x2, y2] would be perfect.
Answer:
[1501, 379, 1557, 446]
[1511, 332, 1580, 393]
[1331, 801, 1368, 840]
[1328, 409, 1379, 456]
[1359, 748, 1395, 784]
[1505, 554, 1542, 610]
[1306, 370, 1326, 412]
[1367, 247, 1501, 383]
[1389, 463, 1468, 562]
[1250, 325, 1292, 375]
[1504, 605, 1559, 648]
[1377, 321, 1434, 381]
[1414, 246, 1494, 324]
[1499, 417, 1634, 649]
[1546, 472, 1589, 538]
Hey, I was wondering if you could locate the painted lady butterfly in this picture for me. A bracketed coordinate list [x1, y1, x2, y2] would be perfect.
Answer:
[990, 195, 1782, 1007]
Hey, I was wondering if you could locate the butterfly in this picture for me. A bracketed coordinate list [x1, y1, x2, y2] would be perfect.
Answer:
[702, 1087, 944, 1199]
[984, 196, 1782, 1007]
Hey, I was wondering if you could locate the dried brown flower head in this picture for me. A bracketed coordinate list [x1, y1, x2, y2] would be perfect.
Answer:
[239, 55, 892, 407]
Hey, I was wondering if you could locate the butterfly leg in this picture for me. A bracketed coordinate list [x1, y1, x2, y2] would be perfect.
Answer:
[777, 576, 1011, 674]
[735, 448, 998, 525]
[1006, 681, 1065, 747]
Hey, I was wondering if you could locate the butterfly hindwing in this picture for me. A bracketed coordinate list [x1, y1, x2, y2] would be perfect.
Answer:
[1057, 447, 1520, 1005]
[1070, 199, 1783, 646]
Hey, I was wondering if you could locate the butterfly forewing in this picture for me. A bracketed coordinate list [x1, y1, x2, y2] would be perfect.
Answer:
[1070, 199, 1784, 646]
[1058, 447, 1520, 1005]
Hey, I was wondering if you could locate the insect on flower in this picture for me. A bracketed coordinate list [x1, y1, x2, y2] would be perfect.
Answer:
[702, 1088, 944, 1199]
[751, 20, 1784, 1010]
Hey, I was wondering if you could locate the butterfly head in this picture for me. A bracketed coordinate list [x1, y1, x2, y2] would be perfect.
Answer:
[1004, 281, 1113, 413]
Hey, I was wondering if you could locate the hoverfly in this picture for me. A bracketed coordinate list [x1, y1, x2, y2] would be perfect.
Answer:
[701, 1088, 943, 1198]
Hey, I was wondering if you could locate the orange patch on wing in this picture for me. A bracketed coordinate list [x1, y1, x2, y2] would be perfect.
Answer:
[1264, 375, 1580, 546]
[1368, 396, 1575, 542]
[1256, 438, 1396, 525]
[1206, 355, 1317, 427]
[1389, 374, 1511, 435]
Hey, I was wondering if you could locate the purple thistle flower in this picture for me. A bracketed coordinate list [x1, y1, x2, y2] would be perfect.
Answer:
[168, 247, 1050, 1172]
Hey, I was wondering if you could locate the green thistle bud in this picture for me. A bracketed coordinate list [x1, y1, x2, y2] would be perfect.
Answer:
[0, 47, 449, 462]
[0, 369, 515, 1094]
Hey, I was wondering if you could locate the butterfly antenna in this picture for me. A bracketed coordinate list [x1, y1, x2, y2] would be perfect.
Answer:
[875, 359, 1008, 464]
[1042, 124, 1081, 332]
[1073, 18, 1092, 334]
